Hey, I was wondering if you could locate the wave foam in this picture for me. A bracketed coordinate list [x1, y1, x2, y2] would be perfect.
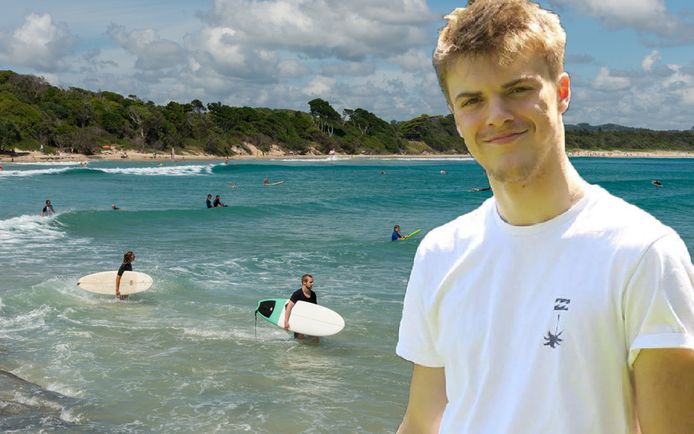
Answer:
[0, 214, 66, 246]
[99, 164, 213, 176]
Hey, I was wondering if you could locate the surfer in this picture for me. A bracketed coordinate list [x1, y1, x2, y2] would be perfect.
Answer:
[213, 194, 227, 207]
[469, 186, 491, 192]
[284, 274, 318, 341]
[206, 194, 213, 208]
[41, 199, 54, 216]
[396, 2, 694, 434]
[651, 179, 663, 187]
[111, 203, 120, 210]
[263, 176, 270, 185]
[115, 251, 135, 300]
[392, 225, 404, 241]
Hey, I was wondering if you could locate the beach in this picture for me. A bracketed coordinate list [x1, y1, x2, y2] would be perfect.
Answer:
[2, 147, 693, 164]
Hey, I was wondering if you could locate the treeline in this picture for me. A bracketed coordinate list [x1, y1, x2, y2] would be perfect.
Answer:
[0, 70, 692, 156]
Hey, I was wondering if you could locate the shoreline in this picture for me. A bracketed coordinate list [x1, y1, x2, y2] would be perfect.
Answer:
[1, 149, 693, 163]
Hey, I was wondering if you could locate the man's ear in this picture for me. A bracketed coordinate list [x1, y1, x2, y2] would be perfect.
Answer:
[558, 72, 571, 114]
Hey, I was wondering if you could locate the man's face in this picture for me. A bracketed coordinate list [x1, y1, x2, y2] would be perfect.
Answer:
[304, 277, 314, 289]
[446, 52, 570, 184]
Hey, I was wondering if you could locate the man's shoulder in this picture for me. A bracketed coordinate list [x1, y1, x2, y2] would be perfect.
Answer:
[418, 198, 493, 254]
[581, 186, 673, 246]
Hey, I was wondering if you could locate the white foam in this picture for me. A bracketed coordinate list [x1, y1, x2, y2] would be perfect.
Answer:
[12, 161, 82, 166]
[0, 167, 73, 177]
[98, 164, 213, 176]
[0, 214, 66, 246]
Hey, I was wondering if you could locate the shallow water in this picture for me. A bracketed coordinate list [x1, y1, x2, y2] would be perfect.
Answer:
[1, 157, 692, 432]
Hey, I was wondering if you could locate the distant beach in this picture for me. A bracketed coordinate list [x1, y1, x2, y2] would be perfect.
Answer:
[2, 147, 693, 164]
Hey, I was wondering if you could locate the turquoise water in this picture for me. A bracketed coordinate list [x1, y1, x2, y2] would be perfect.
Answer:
[1, 157, 692, 432]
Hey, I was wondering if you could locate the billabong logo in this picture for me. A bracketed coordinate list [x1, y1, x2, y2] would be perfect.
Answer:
[544, 298, 571, 349]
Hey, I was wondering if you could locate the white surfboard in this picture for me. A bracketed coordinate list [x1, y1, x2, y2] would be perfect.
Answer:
[77, 271, 153, 295]
[255, 298, 345, 337]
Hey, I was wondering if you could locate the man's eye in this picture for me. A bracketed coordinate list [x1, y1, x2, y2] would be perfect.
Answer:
[461, 98, 481, 108]
[510, 86, 531, 94]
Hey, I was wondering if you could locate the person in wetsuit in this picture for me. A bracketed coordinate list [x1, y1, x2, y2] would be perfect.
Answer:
[41, 199, 55, 216]
[115, 251, 135, 300]
[206, 194, 213, 208]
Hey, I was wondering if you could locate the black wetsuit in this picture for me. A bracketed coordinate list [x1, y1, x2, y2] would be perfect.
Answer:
[206, 198, 212, 208]
[117, 262, 132, 276]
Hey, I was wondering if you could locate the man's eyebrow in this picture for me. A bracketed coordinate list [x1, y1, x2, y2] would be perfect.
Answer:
[501, 76, 540, 89]
[453, 76, 540, 103]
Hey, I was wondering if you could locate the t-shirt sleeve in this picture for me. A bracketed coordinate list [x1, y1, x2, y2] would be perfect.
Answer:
[289, 290, 300, 304]
[624, 233, 694, 368]
[396, 246, 445, 367]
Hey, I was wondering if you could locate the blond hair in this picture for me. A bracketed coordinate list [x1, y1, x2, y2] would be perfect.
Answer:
[434, 0, 566, 105]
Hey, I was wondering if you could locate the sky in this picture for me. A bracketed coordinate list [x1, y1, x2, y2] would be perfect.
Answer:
[0, 0, 693, 130]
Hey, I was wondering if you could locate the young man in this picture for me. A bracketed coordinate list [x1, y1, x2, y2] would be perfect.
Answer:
[206, 194, 213, 208]
[284, 274, 318, 341]
[396, 1, 694, 433]
[115, 251, 135, 300]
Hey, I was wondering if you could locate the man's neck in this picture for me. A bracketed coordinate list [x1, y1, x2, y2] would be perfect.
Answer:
[491, 155, 588, 226]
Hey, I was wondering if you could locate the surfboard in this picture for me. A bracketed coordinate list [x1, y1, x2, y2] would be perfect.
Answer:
[77, 271, 153, 295]
[401, 229, 422, 240]
[255, 298, 345, 337]
[266, 181, 284, 186]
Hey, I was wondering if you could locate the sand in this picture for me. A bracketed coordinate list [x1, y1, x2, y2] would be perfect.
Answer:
[1, 146, 693, 163]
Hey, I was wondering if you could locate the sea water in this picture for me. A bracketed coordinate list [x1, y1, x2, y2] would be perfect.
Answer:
[0, 157, 692, 433]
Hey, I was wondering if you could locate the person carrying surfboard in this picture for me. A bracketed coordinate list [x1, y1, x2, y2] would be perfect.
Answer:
[115, 251, 135, 300]
[284, 274, 318, 341]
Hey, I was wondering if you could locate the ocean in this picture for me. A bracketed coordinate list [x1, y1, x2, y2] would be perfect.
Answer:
[1, 157, 692, 433]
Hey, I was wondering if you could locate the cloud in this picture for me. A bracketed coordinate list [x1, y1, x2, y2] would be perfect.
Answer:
[107, 24, 185, 70]
[387, 48, 431, 72]
[565, 62, 694, 129]
[0, 13, 77, 72]
[641, 50, 660, 71]
[592, 67, 630, 90]
[321, 61, 376, 77]
[202, 0, 436, 61]
[548, 0, 694, 45]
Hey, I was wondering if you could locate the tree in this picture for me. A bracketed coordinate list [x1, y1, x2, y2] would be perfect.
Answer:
[308, 98, 341, 137]
[0, 119, 21, 152]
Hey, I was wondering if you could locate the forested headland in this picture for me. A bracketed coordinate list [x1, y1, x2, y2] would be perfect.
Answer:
[1, 70, 693, 157]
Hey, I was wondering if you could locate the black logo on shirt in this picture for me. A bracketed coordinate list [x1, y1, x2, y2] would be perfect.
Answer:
[544, 298, 571, 349]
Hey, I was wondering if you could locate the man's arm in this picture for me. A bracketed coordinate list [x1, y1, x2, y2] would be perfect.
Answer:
[397, 364, 447, 434]
[283, 300, 295, 329]
[634, 348, 694, 434]
[115, 274, 122, 297]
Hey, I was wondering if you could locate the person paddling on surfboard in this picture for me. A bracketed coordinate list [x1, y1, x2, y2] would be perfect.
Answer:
[392, 225, 404, 241]
[284, 274, 318, 342]
[115, 251, 135, 300]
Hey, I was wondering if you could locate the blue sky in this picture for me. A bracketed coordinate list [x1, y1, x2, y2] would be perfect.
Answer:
[1, 0, 693, 130]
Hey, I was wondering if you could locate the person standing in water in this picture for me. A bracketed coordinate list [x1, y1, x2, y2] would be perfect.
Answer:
[283, 274, 318, 342]
[392, 225, 404, 241]
[41, 199, 55, 216]
[115, 251, 135, 300]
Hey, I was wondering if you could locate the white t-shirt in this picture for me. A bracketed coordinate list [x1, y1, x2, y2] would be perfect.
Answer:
[396, 184, 694, 434]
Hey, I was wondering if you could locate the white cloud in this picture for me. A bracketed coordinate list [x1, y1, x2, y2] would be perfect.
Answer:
[681, 88, 694, 105]
[203, 0, 435, 60]
[107, 24, 185, 70]
[0, 13, 77, 71]
[641, 50, 660, 72]
[592, 67, 631, 91]
[548, 0, 694, 44]
[387, 48, 430, 72]
[303, 76, 336, 97]
[321, 61, 376, 77]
